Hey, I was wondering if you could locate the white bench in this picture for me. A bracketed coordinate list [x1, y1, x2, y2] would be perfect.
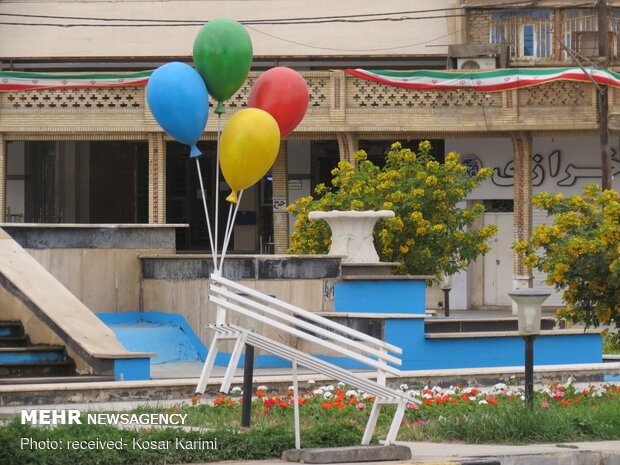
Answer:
[196, 274, 420, 446]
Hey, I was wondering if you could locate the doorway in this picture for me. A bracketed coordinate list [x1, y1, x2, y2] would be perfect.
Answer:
[483, 211, 514, 306]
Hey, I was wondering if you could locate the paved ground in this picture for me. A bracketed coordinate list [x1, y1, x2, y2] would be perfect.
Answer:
[178, 440, 620, 465]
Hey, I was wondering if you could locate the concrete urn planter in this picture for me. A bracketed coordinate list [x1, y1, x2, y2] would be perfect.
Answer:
[307, 210, 394, 263]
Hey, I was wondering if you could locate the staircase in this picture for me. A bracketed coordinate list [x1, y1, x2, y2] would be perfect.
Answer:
[0, 321, 76, 382]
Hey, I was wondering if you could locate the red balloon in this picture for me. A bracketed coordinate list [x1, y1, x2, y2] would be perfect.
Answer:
[248, 67, 309, 138]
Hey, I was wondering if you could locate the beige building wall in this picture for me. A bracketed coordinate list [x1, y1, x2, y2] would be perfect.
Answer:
[0, 0, 452, 59]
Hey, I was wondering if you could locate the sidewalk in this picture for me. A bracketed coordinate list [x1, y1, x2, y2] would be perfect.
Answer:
[183, 440, 620, 465]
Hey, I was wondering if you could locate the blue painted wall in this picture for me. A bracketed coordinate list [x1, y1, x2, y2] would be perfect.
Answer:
[302, 318, 602, 371]
[0, 350, 63, 364]
[386, 318, 603, 370]
[97, 311, 207, 364]
[114, 358, 151, 382]
[335, 280, 426, 314]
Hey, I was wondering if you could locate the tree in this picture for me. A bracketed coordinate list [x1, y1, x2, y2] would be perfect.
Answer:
[514, 184, 620, 341]
[286, 141, 497, 277]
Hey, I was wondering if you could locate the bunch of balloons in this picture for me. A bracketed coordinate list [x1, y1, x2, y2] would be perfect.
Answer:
[146, 18, 309, 204]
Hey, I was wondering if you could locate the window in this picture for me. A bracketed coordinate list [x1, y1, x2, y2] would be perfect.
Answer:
[565, 9, 598, 58]
[490, 10, 552, 60]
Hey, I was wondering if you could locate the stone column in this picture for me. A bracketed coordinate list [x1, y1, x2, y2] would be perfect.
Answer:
[272, 143, 289, 254]
[148, 133, 166, 224]
[512, 131, 533, 298]
[0, 134, 5, 223]
[337, 132, 359, 166]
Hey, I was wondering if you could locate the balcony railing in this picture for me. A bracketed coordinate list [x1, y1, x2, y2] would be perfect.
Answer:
[0, 70, 609, 135]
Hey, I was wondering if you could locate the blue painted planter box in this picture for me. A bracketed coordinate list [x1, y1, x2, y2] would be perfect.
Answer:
[335, 280, 426, 314]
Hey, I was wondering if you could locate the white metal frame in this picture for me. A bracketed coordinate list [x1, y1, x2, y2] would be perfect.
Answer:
[196, 274, 420, 446]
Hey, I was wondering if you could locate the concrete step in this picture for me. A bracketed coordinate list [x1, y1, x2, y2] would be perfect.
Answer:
[0, 320, 78, 379]
[424, 317, 557, 334]
[0, 321, 28, 347]
[0, 375, 115, 385]
[0, 345, 66, 364]
[0, 361, 75, 378]
[0, 321, 25, 338]
[0, 336, 29, 347]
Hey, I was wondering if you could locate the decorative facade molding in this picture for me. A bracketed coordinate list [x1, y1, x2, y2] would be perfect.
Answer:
[148, 133, 166, 224]
[511, 131, 533, 282]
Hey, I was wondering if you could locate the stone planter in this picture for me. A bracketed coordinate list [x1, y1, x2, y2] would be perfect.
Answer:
[307, 210, 394, 263]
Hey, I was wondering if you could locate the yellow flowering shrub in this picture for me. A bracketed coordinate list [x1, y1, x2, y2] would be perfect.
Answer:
[515, 184, 620, 342]
[287, 141, 497, 276]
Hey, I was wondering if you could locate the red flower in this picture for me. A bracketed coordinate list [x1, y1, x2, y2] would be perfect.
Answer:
[191, 396, 200, 406]
[256, 389, 266, 398]
[486, 396, 500, 406]
[227, 400, 234, 407]
[279, 401, 289, 408]
[423, 399, 433, 406]
[263, 399, 276, 407]
[348, 396, 358, 404]
[321, 402, 332, 410]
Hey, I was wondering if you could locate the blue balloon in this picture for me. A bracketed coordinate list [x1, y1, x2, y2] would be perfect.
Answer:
[146, 62, 209, 157]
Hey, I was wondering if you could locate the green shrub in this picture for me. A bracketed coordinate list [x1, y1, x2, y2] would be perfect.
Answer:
[287, 141, 497, 276]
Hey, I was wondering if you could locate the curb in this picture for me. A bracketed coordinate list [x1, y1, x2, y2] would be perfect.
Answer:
[403, 451, 620, 465]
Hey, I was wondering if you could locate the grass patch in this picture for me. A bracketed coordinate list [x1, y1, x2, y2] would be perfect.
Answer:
[4, 380, 618, 464]
[0, 420, 366, 465]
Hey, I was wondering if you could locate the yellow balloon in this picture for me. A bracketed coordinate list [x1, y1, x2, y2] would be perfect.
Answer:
[220, 108, 281, 203]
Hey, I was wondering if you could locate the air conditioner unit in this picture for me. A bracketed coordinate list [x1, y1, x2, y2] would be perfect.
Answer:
[456, 57, 497, 70]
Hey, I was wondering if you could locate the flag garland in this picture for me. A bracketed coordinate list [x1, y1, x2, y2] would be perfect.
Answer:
[0, 71, 152, 91]
[2, 67, 620, 93]
[340, 67, 620, 92]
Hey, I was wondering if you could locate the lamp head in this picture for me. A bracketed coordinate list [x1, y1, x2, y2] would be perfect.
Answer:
[508, 289, 550, 335]
[440, 274, 453, 290]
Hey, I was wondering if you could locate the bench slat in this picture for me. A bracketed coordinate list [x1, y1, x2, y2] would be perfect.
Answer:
[208, 324, 418, 404]
[211, 284, 402, 365]
[211, 275, 402, 354]
[210, 295, 402, 375]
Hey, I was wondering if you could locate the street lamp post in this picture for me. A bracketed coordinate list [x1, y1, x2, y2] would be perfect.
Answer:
[508, 289, 550, 408]
[440, 274, 453, 317]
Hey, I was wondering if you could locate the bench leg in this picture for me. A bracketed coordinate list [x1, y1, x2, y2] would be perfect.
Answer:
[362, 401, 382, 445]
[220, 333, 247, 393]
[385, 399, 407, 445]
[196, 335, 221, 394]
[292, 360, 301, 450]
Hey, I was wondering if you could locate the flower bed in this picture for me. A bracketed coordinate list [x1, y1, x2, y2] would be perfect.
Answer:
[185, 378, 620, 443]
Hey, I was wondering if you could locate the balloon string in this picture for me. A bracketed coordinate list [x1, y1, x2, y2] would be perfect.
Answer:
[218, 203, 235, 274]
[195, 158, 218, 271]
[214, 112, 222, 269]
[219, 190, 244, 273]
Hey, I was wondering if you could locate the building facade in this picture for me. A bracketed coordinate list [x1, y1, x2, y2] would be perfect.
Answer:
[1, 0, 619, 310]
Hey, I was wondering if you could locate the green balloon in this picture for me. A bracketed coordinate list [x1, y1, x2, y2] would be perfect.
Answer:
[193, 19, 253, 113]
